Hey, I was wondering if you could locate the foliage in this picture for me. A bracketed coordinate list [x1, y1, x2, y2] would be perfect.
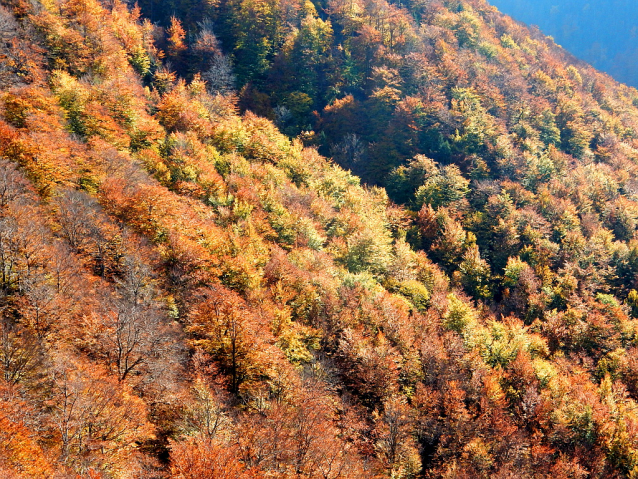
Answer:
[3, 0, 638, 477]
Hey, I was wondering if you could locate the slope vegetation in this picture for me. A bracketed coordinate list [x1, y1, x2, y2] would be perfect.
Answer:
[2, 0, 638, 478]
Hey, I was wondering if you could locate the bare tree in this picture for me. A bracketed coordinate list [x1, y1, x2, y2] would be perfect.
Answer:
[330, 133, 367, 168]
[20, 275, 59, 339]
[55, 189, 94, 250]
[0, 318, 42, 385]
[100, 255, 178, 382]
[202, 53, 236, 96]
[0, 159, 30, 210]
[0, 217, 19, 291]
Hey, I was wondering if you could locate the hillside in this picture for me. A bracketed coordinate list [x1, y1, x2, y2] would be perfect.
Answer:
[2, 0, 638, 477]
[489, 0, 638, 88]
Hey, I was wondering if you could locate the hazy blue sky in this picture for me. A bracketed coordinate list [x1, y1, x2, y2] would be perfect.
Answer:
[488, 0, 638, 87]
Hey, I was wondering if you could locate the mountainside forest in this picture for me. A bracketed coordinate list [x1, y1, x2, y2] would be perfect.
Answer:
[4, 0, 638, 477]
[488, 0, 638, 88]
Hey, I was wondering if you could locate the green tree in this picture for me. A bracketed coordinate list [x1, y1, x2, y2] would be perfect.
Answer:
[414, 164, 469, 209]
[451, 87, 497, 155]
[537, 109, 561, 146]
[458, 244, 492, 300]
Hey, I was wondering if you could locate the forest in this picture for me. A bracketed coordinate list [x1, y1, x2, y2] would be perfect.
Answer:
[489, 0, 638, 88]
[2, 0, 638, 477]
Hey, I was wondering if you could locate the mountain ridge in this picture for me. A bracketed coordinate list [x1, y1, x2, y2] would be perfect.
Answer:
[489, 0, 638, 88]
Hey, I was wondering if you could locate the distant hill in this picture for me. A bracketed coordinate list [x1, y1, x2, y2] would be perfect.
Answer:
[489, 0, 638, 87]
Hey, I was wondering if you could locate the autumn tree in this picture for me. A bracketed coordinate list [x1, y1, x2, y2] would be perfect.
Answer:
[187, 286, 277, 394]
[48, 357, 154, 475]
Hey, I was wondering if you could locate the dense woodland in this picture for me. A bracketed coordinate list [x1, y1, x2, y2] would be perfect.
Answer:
[3, 0, 638, 477]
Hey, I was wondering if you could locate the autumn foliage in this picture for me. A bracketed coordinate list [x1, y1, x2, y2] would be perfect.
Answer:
[3, 0, 638, 477]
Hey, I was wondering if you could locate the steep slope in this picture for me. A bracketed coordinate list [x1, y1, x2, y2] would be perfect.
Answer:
[489, 0, 638, 87]
[143, 0, 638, 311]
[135, 0, 638, 182]
[137, 0, 638, 313]
[2, 0, 638, 478]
